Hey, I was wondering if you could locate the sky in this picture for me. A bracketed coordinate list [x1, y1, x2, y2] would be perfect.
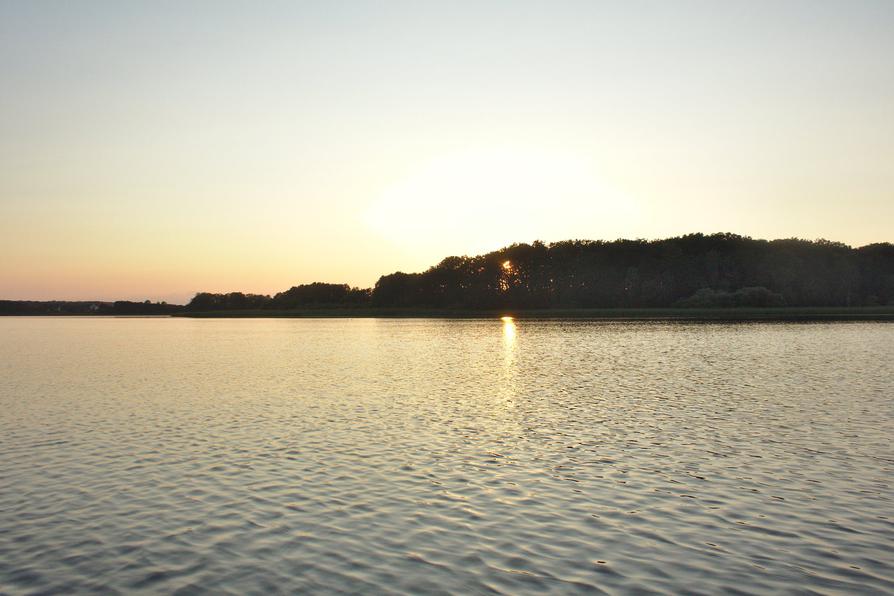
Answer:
[2, 1, 893, 303]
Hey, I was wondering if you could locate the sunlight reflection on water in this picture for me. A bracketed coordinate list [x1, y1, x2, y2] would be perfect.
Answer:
[501, 315, 517, 343]
[0, 317, 892, 594]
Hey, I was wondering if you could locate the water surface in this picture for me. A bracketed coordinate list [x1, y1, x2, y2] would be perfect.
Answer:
[1, 318, 892, 594]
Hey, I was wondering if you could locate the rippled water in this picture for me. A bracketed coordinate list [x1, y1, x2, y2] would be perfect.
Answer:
[1, 317, 892, 594]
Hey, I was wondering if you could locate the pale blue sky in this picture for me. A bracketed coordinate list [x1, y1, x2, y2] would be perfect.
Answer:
[2, 1, 893, 301]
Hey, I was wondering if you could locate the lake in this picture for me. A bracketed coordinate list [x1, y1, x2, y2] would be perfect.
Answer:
[1, 317, 892, 594]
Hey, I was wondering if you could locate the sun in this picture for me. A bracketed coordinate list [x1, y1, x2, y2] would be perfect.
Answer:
[502, 260, 512, 271]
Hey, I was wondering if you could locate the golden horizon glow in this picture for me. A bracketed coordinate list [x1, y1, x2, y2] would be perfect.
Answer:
[365, 146, 639, 261]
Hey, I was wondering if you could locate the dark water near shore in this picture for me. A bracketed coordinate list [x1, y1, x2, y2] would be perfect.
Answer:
[1, 318, 892, 594]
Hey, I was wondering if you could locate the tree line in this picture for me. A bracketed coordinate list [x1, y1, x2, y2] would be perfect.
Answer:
[183, 234, 894, 311]
[6, 234, 889, 314]
[0, 300, 181, 315]
[186, 282, 370, 311]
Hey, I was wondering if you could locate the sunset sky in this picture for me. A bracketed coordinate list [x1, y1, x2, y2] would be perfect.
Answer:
[2, 1, 893, 303]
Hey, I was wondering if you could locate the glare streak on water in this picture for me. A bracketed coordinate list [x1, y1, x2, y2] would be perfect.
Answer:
[0, 318, 892, 594]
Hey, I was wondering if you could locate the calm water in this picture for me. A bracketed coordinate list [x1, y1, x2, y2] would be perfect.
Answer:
[1, 318, 892, 595]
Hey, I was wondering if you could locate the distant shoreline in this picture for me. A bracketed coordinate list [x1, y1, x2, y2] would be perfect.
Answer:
[171, 306, 894, 321]
[4, 307, 894, 321]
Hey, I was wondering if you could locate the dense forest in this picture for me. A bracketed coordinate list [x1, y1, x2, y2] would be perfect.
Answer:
[183, 234, 894, 311]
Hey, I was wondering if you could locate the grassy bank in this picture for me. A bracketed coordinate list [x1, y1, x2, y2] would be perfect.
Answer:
[174, 306, 894, 321]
